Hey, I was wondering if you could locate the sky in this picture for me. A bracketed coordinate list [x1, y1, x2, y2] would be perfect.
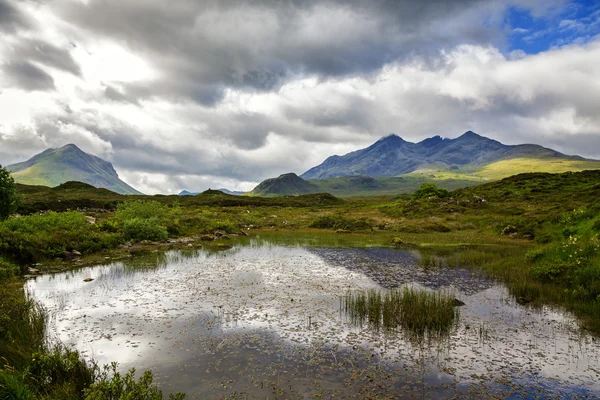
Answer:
[1, 0, 600, 194]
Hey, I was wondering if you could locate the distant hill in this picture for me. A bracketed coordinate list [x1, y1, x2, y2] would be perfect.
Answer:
[178, 188, 244, 196]
[246, 173, 319, 197]
[301, 131, 588, 180]
[246, 173, 479, 197]
[7, 144, 142, 195]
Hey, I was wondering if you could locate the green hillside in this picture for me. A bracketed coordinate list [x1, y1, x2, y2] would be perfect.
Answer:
[8, 144, 142, 195]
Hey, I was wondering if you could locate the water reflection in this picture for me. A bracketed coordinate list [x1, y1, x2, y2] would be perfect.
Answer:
[26, 239, 600, 399]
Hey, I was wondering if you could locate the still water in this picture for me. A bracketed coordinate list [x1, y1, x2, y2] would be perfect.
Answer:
[26, 236, 600, 399]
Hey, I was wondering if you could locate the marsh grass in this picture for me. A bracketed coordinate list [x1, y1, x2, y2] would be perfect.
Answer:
[342, 287, 459, 337]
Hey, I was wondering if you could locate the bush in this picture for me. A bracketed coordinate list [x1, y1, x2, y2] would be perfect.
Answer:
[0, 165, 18, 221]
[411, 183, 449, 200]
[309, 215, 373, 231]
[0, 212, 122, 262]
[28, 348, 95, 397]
[0, 258, 20, 281]
[84, 363, 185, 400]
[116, 201, 182, 240]
[123, 218, 169, 241]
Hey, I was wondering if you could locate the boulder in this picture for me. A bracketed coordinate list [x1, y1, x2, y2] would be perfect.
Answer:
[200, 235, 215, 241]
[213, 230, 227, 237]
[83, 277, 94, 282]
[72, 250, 82, 256]
[452, 298, 466, 307]
[501, 225, 517, 235]
[62, 251, 75, 260]
[85, 216, 96, 224]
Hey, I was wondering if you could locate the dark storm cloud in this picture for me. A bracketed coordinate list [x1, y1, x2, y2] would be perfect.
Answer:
[11, 38, 81, 76]
[55, 0, 507, 104]
[2, 61, 55, 91]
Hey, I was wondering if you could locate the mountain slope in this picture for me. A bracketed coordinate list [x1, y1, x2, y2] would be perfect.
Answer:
[301, 131, 578, 179]
[7, 144, 142, 195]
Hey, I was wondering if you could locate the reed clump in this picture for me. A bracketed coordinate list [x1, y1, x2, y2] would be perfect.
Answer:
[342, 287, 459, 337]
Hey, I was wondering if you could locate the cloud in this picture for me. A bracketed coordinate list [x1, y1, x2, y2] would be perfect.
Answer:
[9, 38, 81, 76]
[52, 0, 554, 104]
[0, 0, 30, 33]
[0, 0, 599, 194]
[1, 61, 55, 91]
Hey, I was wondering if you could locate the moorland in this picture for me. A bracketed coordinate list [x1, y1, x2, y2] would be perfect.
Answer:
[1, 168, 600, 398]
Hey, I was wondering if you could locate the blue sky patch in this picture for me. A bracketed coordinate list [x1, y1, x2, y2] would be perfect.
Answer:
[507, 0, 600, 54]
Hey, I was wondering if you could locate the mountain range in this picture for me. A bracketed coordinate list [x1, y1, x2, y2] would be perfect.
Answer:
[301, 131, 579, 179]
[7, 144, 142, 195]
[247, 131, 600, 197]
[5, 131, 600, 198]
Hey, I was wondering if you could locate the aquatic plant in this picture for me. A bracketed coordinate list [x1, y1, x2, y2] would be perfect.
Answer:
[342, 287, 459, 337]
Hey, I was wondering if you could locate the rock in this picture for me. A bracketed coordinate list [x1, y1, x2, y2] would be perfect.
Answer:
[85, 216, 96, 224]
[452, 298, 466, 306]
[27, 267, 40, 274]
[516, 297, 531, 305]
[72, 250, 82, 256]
[62, 251, 75, 260]
[213, 230, 227, 237]
[83, 277, 94, 282]
[522, 234, 534, 240]
[200, 235, 215, 241]
[501, 225, 517, 235]
[238, 230, 248, 236]
[391, 237, 404, 245]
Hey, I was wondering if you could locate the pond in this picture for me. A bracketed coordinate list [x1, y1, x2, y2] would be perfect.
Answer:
[26, 234, 600, 399]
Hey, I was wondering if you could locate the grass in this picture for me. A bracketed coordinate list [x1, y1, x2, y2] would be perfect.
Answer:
[2, 168, 600, 396]
[342, 287, 459, 337]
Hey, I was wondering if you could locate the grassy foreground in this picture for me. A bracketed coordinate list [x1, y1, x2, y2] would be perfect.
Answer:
[1, 170, 600, 397]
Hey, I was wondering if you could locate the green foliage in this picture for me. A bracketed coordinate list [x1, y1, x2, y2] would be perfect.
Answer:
[28, 348, 96, 398]
[342, 287, 459, 336]
[84, 363, 185, 400]
[0, 258, 20, 281]
[0, 367, 35, 400]
[411, 183, 449, 200]
[0, 212, 122, 262]
[309, 214, 373, 231]
[0, 165, 18, 221]
[116, 201, 182, 241]
[123, 218, 168, 242]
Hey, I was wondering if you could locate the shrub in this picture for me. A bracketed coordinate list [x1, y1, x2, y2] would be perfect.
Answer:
[84, 363, 185, 400]
[0, 212, 122, 262]
[0, 258, 20, 281]
[309, 215, 373, 231]
[0, 165, 18, 221]
[28, 348, 96, 397]
[116, 201, 182, 240]
[411, 183, 449, 200]
[123, 218, 169, 241]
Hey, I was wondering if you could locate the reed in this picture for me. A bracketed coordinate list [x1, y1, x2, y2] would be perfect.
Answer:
[342, 286, 459, 337]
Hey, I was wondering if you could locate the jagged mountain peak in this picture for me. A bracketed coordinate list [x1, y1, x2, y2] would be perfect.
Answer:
[300, 131, 583, 180]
